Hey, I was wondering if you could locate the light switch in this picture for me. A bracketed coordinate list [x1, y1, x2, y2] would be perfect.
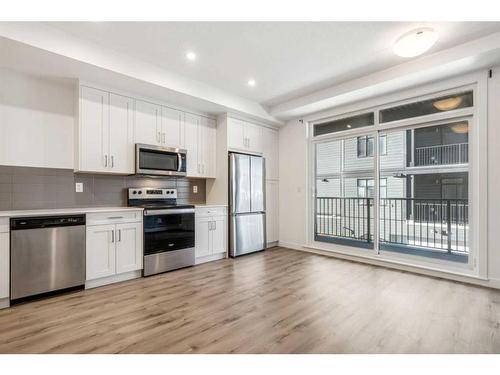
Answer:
[75, 182, 84, 193]
[193, 185, 198, 194]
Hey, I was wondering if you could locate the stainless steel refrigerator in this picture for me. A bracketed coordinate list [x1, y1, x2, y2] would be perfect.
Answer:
[229, 153, 266, 257]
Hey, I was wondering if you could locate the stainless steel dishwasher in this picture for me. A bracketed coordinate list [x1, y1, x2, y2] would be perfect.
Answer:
[10, 215, 86, 303]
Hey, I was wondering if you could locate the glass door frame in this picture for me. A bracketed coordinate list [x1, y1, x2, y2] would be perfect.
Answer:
[307, 75, 487, 278]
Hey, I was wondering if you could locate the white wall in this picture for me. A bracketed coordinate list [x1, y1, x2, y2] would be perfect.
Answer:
[0, 69, 74, 169]
[278, 119, 308, 249]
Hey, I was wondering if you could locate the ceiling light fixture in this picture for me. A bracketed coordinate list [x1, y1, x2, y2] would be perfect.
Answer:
[247, 79, 256, 87]
[433, 96, 463, 111]
[393, 28, 438, 58]
[186, 51, 197, 61]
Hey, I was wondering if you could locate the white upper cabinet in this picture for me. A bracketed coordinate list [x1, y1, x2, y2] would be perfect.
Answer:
[79, 86, 110, 173]
[109, 93, 135, 174]
[262, 127, 279, 180]
[227, 118, 246, 150]
[135, 99, 162, 146]
[199, 117, 217, 178]
[161, 107, 184, 148]
[227, 117, 263, 154]
[77, 87, 135, 174]
[185, 113, 217, 178]
[185, 113, 201, 177]
[244, 122, 263, 153]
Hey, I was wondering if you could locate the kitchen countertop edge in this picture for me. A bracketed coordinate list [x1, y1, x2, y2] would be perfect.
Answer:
[0, 207, 144, 218]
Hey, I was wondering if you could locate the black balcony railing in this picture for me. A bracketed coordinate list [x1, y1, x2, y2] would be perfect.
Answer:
[315, 197, 469, 260]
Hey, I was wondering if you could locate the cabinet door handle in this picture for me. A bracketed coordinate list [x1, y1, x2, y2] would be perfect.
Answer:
[157, 131, 161, 143]
[118, 229, 121, 242]
[104, 155, 108, 167]
[111, 230, 114, 243]
[111, 155, 114, 168]
[213, 221, 216, 231]
[162, 133, 166, 144]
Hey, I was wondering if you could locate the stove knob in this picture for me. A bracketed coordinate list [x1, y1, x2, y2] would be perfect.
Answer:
[132, 190, 137, 195]
[138, 191, 142, 195]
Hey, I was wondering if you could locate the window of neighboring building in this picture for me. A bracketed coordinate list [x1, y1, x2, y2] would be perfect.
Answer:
[357, 178, 386, 198]
[357, 135, 387, 157]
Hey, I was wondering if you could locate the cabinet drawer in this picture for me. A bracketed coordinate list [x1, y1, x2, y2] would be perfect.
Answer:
[86, 211, 143, 225]
[0, 218, 8, 233]
[196, 206, 227, 218]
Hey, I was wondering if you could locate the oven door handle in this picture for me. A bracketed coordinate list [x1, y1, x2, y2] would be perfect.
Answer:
[144, 208, 195, 216]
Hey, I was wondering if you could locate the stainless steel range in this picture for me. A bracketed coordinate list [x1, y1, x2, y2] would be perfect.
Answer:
[128, 188, 195, 276]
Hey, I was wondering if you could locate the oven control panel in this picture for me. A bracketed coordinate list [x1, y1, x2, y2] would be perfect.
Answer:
[128, 188, 178, 199]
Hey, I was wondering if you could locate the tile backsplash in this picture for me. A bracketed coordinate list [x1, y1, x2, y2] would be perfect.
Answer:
[0, 165, 206, 211]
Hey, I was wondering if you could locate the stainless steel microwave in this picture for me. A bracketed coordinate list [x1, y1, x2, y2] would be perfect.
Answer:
[135, 144, 187, 176]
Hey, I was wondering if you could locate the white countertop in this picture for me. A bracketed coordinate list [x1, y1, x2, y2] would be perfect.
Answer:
[195, 204, 228, 208]
[0, 206, 143, 218]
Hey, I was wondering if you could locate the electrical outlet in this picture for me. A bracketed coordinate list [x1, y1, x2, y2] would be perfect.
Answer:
[193, 185, 198, 194]
[75, 182, 84, 193]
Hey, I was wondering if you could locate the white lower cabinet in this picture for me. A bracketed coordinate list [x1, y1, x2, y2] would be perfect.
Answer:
[0, 219, 9, 307]
[195, 207, 227, 263]
[86, 213, 143, 287]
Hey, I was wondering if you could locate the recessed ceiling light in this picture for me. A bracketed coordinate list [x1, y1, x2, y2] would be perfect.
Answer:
[393, 28, 438, 58]
[186, 51, 197, 61]
[247, 79, 256, 87]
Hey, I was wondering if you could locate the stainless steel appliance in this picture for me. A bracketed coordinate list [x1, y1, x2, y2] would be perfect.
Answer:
[136, 143, 187, 176]
[229, 153, 266, 257]
[10, 215, 86, 303]
[128, 188, 195, 276]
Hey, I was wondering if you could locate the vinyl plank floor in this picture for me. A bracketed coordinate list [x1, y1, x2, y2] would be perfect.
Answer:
[0, 247, 499, 353]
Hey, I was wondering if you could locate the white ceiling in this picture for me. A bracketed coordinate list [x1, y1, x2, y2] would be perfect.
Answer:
[47, 22, 500, 108]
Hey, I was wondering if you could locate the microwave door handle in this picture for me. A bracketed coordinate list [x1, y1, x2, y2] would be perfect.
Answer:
[178, 153, 182, 172]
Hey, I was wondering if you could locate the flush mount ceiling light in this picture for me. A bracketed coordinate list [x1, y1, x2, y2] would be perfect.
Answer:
[186, 51, 197, 61]
[247, 79, 256, 87]
[450, 122, 469, 134]
[393, 28, 438, 58]
[433, 96, 463, 111]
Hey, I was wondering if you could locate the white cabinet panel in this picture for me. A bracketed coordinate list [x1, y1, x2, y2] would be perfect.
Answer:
[195, 217, 211, 258]
[162, 107, 183, 148]
[109, 93, 135, 174]
[86, 224, 116, 280]
[211, 216, 226, 255]
[135, 100, 161, 146]
[185, 113, 201, 177]
[266, 180, 279, 244]
[0, 231, 9, 299]
[79, 86, 109, 172]
[262, 127, 279, 180]
[115, 222, 143, 274]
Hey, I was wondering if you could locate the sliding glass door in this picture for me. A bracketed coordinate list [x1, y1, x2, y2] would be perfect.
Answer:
[378, 121, 470, 263]
[311, 88, 475, 271]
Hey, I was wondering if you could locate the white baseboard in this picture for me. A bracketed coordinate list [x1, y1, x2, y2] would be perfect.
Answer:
[278, 241, 304, 251]
[85, 270, 142, 289]
[195, 252, 226, 265]
[266, 241, 279, 248]
[0, 297, 9, 309]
